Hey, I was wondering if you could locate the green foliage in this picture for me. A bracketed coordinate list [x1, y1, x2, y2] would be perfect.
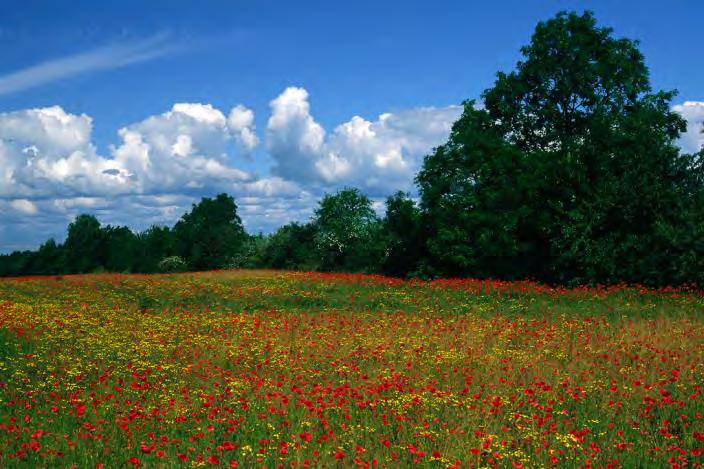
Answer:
[64, 214, 103, 273]
[418, 11, 704, 285]
[34, 239, 62, 275]
[101, 226, 139, 273]
[0, 251, 35, 277]
[174, 193, 246, 271]
[228, 234, 270, 269]
[261, 222, 319, 270]
[380, 192, 425, 277]
[417, 103, 537, 278]
[157, 256, 188, 273]
[134, 226, 175, 273]
[313, 188, 383, 272]
[0, 194, 245, 277]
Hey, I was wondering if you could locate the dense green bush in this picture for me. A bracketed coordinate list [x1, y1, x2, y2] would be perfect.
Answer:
[157, 256, 188, 273]
[260, 223, 319, 271]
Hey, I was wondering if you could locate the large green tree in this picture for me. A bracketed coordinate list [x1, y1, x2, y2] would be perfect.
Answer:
[101, 225, 139, 273]
[262, 222, 318, 270]
[34, 239, 62, 275]
[418, 11, 702, 285]
[313, 188, 382, 272]
[174, 193, 246, 270]
[381, 192, 425, 277]
[64, 214, 103, 273]
[134, 225, 175, 273]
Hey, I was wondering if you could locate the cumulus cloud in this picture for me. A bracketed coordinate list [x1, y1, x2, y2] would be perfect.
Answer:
[266, 87, 326, 182]
[0, 99, 315, 251]
[266, 87, 461, 194]
[0, 106, 132, 199]
[7, 89, 702, 253]
[673, 101, 704, 154]
[1, 88, 460, 234]
[227, 105, 259, 154]
[111, 102, 251, 192]
[0, 102, 265, 201]
[322, 106, 462, 192]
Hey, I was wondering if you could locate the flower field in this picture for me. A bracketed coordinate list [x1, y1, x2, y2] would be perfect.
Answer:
[0, 271, 703, 468]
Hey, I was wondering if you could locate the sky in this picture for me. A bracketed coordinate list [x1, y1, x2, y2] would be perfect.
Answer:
[0, 0, 703, 252]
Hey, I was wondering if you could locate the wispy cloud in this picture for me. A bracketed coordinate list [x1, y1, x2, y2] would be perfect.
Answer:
[0, 33, 183, 96]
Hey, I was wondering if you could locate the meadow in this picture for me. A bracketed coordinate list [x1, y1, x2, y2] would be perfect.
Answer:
[0, 270, 702, 468]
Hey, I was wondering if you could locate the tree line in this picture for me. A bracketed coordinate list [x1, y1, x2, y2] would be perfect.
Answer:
[2, 11, 703, 286]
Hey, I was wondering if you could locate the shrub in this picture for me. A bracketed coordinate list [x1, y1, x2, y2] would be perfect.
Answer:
[158, 256, 187, 273]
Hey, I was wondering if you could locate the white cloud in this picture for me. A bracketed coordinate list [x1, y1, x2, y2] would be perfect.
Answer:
[9, 199, 38, 215]
[0, 33, 182, 96]
[111, 102, 252, 193]
[323, 106, 461, 191]
[266, 86, 461, 194]
[673, 101, 704, 154]
[0, 89, 487, 252]
[1, 88, 458, 221]
[0, 106, 132, 199]
[267, 87, 326, 182]
[0, 101, 291, 212]
[53, 197, 108, 211]
[172, 103, 227, 126]
[172, 134, 194, 157]
[5, 90, 702, 253]
[227, 105, 259, 154]
[0, 100, 312, 251]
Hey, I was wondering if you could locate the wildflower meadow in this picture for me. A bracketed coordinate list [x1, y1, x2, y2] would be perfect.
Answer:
[0, 270, 702, 468]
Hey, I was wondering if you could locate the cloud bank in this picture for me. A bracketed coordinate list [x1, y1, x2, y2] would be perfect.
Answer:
[1, 88, 702, 252]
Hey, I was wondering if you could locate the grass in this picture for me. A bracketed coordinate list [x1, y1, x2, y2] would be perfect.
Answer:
[0, 270, 702, 467]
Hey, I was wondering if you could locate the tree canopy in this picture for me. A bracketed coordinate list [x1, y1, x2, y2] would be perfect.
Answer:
[64, 214, 103, 274]
[174, 193, 247, 271]
[417, 11, 704, 285]
[313, 188, 382, 272]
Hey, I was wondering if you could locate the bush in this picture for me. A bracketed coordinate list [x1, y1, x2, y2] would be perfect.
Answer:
[158, 256, 187, 273]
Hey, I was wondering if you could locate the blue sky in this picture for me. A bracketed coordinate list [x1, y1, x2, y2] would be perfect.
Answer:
[1, 0, 703, 252]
